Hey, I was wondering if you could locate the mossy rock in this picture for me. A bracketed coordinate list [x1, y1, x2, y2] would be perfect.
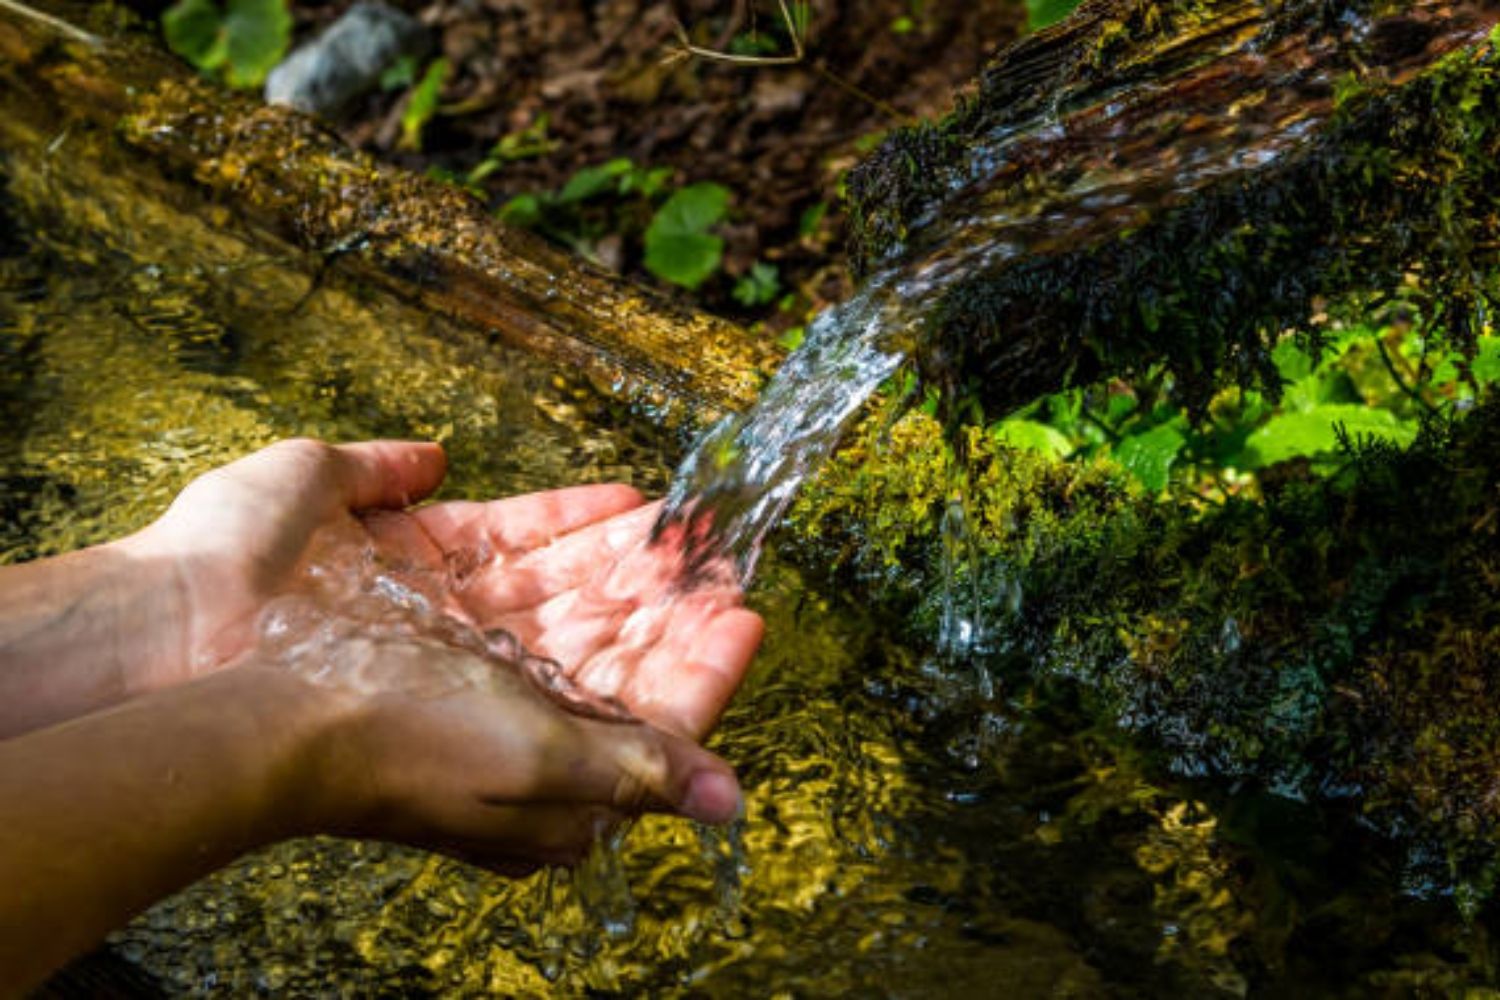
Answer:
[792, 391, 1500, 902]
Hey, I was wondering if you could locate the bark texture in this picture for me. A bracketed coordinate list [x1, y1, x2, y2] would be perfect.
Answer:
[0, 1, 778, 418]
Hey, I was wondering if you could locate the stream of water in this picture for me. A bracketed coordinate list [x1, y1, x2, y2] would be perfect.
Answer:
[657, 0, 1500, 610]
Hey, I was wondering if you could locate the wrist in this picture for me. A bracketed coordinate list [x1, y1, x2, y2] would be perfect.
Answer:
[99, 534, 195, 695]
[0, 541, 189, 737]
[238, 665, 373, 845]
[203, 666, 367, 844]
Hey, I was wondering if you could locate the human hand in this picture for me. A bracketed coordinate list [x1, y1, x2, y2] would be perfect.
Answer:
[125, 438, 763, 741]
[120, 438, 761, 864]
[118, 438, 450, 691]
[277, 641, 744, 872]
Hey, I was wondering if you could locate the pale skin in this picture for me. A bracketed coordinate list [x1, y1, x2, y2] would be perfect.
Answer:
[0, 438, 763, 994]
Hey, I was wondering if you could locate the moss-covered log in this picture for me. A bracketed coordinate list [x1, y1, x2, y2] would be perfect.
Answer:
[848, 0, 1500, 418]
[0, 1, 777, 418]
[792, 391, 1500, 903]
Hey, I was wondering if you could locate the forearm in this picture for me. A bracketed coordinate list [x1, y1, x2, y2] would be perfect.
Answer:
[0, 541, 186, 738]
[0, 666, 338, 993]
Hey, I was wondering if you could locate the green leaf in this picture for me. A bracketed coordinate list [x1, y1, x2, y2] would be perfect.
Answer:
[400, 58, 450, 152]
[619, 165, 672, 199]
[496, 194, 543, 229]
[164, 0, 289, 87]
[644, 183, 729, 289]
[799, 201, 828, 239]
[163, 0, 226, 68]
[778, 326, 806, 351]
[1271, 337, 1315, 382]
[558, 158, 634, 205]
[380, 54, 420, 91]
[993, 419, 1073, 459]
[1472, 335, 1500, 384]
[790, 1, 812, 37]
[491, 113, 556, 162]
[1025, 0, 1081, 30]
[733, 262, 781, 307]
[1114, 422, 1187, 493]
[1282, 369, 1361, 412]
[1241, 404, 1416, 468]
[221, 0, 291, 87]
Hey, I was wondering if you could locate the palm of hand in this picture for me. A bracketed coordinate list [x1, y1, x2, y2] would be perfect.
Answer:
[149, 440, 760, 742]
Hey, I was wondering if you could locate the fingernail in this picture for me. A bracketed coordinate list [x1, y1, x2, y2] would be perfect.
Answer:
[681, 769, 742, 825]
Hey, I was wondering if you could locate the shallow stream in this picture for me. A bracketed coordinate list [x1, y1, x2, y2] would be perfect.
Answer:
[4, 173, 1499, 997]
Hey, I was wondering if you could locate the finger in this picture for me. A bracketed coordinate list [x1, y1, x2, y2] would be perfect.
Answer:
[331, 440, 448, 510]
[413, 484, 646, 557]
[494, 718, 742, 825]
[623, 608, 764, 741]
[167, 438, 437, 546]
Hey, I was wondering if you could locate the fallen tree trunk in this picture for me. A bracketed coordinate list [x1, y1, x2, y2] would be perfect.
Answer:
[848, 0, 1500, 418]
[0, 0, 777, 419]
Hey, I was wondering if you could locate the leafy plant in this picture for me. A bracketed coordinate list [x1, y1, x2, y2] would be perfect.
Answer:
[733, 262, 781, 307]
[162, 0, 291, 88]
[496, 159, 669, 239]
[557, 158, 638, 204]
[486, 159, 733, 291]
[1241, 406, 1415, 467]
[447, 118, 562, 192]
[493, 158, 729, 286]
[644, 183, 731, 290]
[990, 323, 1500, 497]
[399, 59, 450, 152]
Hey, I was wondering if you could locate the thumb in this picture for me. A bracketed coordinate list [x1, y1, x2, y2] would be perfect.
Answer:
[330, 440, 448, 511]
[563, 718, 742, 825]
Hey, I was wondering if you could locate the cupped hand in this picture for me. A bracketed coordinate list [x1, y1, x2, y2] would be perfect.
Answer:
[125, 438, 762, 866]
[293, 638, 744, 873]
[128, 437, 762, 738]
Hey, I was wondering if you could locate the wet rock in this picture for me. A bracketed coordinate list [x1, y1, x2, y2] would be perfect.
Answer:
[265, 3, 429, 118]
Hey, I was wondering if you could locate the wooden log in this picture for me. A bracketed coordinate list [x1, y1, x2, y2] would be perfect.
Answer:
[0, 1, 778, 419]
[847, 0, 1500, 419]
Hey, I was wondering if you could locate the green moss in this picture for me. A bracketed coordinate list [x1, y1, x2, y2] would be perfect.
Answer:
[793, 393, 1500, 900]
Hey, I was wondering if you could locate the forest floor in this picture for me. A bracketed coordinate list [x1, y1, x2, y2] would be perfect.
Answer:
[288, 0, 1024, 337]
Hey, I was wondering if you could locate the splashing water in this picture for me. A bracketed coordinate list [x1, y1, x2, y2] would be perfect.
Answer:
[248, 518, 637, 722]
[657, 280, 907, 584]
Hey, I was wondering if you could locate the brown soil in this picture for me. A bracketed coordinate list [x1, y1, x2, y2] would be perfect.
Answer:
[294, 0, 1024, 325]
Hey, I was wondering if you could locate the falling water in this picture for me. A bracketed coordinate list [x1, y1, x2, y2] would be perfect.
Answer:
[653, 0, 1432, 638]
